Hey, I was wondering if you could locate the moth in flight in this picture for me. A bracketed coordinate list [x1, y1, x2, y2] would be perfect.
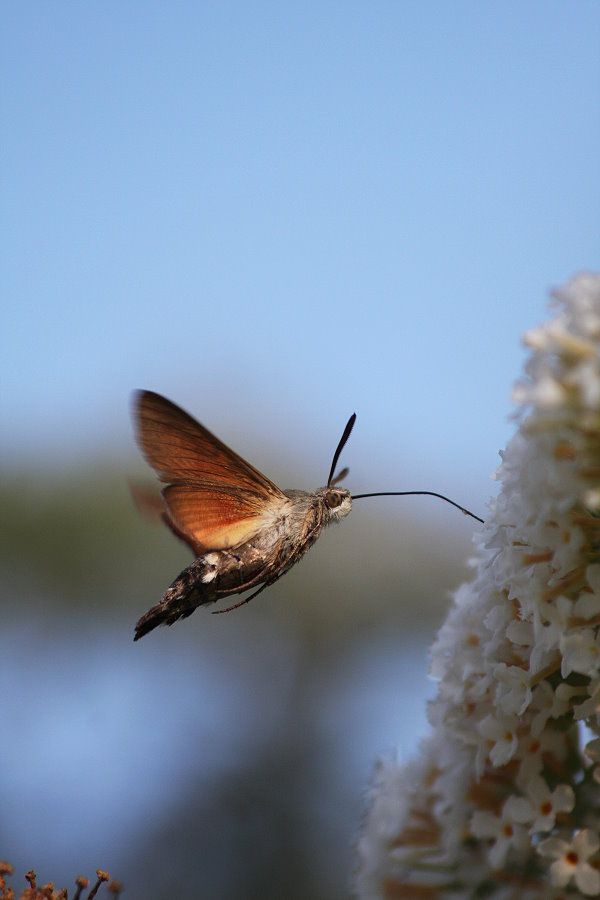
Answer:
[132, 391, 482, 640]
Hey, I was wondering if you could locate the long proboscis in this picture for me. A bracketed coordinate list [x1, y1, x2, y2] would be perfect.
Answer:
[352, 490, 484, 524]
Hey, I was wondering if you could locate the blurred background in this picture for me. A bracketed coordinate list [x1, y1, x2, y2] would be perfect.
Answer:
[1, 3, 599, 897]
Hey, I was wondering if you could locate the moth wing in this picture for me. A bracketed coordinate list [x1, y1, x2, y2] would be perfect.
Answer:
[133, 391, 288, 552]
[133, 390, 285, 497]
[129, 480, 166, 522]
[163, 484, 283, 552]
[128, 481, 209, 554]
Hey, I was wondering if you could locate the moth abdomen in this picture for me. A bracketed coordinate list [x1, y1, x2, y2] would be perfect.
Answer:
[134, 545, 278, 639]
[133, 556, 219, 640]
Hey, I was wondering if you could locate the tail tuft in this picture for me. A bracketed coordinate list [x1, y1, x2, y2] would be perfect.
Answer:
[133, 559, 215, 640]
[133, 603, 174, 640]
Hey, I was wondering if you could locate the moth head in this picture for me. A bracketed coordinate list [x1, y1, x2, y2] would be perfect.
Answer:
[320, 486, 352, 521]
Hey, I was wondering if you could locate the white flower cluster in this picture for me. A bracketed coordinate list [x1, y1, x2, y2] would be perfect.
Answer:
[356, 274, 600, 899]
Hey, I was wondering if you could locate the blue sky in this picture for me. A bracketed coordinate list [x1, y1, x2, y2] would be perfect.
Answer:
[2, 2, 599, 512]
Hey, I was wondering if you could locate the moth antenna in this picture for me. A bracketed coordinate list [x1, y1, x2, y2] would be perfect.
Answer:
[351, 490, 484, 524]
[330, 466, 349, 486]
[327, 413, 356, 487]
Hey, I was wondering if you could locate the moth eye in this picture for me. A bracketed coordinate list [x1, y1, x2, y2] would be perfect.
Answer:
[326, 491, 342, 509]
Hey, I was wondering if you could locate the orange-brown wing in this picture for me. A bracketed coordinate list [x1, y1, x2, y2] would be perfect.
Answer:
[162, 484, 276, 552]
[133, 390, 284, 496]
[129, 481, 256, 554]
[133, 391, 287, 552]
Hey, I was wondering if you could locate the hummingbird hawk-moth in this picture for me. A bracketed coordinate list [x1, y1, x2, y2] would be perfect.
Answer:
[132, 390, 483, 640]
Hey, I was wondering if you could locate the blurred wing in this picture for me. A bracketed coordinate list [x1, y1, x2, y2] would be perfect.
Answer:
[133, 391, 287, 551]
[129, 480, 166, 522]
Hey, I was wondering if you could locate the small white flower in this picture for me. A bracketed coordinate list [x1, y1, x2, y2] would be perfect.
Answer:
[529, 680, 573, 738]
[477, 713, 519, 772]
[586, 564, 600, 596]
[572, 677, 600, 721]
[575, 591, 600, 620]
[561, 627, 600, 678]
[538, 829, 600, 895]
[524, 776, 575, 832]
[552, 522, 585, 573]
[471, 796, 531, 868]
[530, 596, 571, 673]
[484, 601, 514, 636]
[494, 663, 532, 716]
[584, 486, 600, 509]
[517, 726, 571, 783]
[513, 373, 566, 408]
[506, 618, 533, 647]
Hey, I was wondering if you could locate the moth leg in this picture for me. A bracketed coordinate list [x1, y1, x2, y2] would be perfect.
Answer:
[212, 521, 324, 615]
[211, 580, 273, 614]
